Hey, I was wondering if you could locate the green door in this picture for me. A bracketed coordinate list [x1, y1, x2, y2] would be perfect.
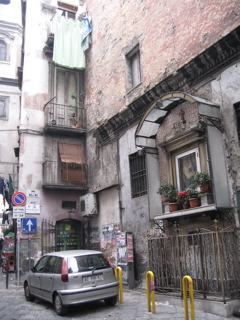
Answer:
[55, 219, 82, 251]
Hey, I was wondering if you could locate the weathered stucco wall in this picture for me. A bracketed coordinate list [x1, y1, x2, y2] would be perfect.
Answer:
[87, 133, 118, 192]
[118, 126, 150, 286]
[210, 62, 240, 218]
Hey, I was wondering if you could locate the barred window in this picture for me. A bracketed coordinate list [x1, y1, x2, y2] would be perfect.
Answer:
[129, 151, 147, 198]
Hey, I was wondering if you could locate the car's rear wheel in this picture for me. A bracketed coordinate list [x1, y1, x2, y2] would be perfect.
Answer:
[24, 282, 35, 302]
[104, 296, 118, 306]
[54, 293, 68, 316]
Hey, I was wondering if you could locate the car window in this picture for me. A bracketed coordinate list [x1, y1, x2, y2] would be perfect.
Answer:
[34, 256, 49, 273]
[43, 256, 58, 273]
[68, 254, 110, 273]
[55, 257, 62, 274]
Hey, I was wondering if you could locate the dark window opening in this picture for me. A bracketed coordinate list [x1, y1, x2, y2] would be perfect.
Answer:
[129, 151, 147, 198]
[234, 102, 240, 141]
[62, 201, 76, 210]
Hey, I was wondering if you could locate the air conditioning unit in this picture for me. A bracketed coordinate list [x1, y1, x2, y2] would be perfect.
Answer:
[41, 0, 58, 10]
[80, 193, 98, 217]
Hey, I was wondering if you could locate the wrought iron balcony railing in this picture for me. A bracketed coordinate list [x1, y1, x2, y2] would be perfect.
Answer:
[43, 160, 88, 190]
[44, 100, 87, 132]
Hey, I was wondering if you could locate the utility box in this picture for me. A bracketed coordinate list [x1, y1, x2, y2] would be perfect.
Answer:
[80, 193, 98, 217]
[116, 232, 135, 289]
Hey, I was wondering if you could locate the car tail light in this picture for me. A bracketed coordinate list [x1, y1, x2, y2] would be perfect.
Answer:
[61, 258, 69, 282]
[103, 254, 115, 276]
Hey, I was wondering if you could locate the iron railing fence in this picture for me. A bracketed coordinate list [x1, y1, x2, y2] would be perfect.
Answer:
[42, 160, 88, 187]
[42, 219, 55, 256]
[44, 102, 86, 129]
[148, 230, 240, 302]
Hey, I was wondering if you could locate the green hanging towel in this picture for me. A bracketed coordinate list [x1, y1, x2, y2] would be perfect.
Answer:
[53, 16, 86, 69]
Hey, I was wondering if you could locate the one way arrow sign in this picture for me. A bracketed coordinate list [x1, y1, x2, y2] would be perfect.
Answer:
[22, 218, 37, 233]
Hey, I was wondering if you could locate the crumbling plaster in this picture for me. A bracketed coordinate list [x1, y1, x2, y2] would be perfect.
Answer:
[211, 62, 240, 191]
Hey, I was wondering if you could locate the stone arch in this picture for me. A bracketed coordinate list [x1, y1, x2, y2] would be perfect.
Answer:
[135, 91, 219, 149]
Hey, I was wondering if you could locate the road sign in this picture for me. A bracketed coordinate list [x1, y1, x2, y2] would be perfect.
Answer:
[13, 207, 26, 219]
[26, 204, 40, 214]
[26, 189, 40, 204]
[12, 192, 27, 206]
[22, 218, 37, 233]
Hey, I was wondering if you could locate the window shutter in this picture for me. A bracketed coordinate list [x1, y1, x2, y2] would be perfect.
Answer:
[58, 143, 86, 183]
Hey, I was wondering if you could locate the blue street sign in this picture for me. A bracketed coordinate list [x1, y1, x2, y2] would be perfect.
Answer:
[22, 218, 37, 233]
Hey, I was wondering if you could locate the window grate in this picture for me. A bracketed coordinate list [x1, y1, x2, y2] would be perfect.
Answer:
[129, 151, 147, 198]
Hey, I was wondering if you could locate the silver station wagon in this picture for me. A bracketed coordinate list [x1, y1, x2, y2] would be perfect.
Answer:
[23, 250, 119, 316]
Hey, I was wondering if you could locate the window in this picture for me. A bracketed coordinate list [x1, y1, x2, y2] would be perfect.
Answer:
[129, 151, 147, 198]
[126, 45, 141, 90]
[57, 1, 78, 19]
[0, 96, 8, 120]
[62, 201, 76, 210]
[58, 142, 86, 184]
[0, 40, 6, 61]
[175, 148, 201, 192]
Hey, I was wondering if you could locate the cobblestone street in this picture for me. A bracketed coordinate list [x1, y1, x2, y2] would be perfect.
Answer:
[0, 270, 239, 320]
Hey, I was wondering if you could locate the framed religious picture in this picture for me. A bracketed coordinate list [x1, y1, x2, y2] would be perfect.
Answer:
[175, 147, 201, 192]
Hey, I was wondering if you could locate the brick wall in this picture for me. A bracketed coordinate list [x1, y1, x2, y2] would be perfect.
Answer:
[85, 0, 240, 127]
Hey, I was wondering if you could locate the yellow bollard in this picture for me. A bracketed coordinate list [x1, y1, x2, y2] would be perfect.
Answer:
[116, 266, 123, 303]
[182, 275, 195, 320]
[146, 271, 156, 314]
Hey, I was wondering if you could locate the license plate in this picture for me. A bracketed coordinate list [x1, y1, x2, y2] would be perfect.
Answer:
[83, 274, 103, 282]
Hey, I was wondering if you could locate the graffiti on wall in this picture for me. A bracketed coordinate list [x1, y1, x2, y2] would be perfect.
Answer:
[101, 223, 120, 266]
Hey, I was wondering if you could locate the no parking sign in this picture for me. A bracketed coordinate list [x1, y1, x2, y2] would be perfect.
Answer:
[12, 192, 27, 206]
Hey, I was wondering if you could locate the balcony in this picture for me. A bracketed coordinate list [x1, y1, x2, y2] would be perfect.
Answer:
[44, 101, 87, 136]
[42, 161, 88, 191]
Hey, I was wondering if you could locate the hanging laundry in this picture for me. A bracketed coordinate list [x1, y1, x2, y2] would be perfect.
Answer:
[53, 16, 86, 69]
[81, 16, 92, 52]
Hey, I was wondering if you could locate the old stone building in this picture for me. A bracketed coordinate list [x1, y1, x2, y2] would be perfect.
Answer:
[1, 0, 240, 316]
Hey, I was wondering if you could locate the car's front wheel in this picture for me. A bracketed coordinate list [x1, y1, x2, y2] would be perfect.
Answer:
[104, 296, 118, 306]
[54, 293, 68, 316]
[24, 282, 35, 302]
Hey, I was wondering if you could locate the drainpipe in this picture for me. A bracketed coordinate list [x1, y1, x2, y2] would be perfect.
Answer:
[117, 138, 123, 232]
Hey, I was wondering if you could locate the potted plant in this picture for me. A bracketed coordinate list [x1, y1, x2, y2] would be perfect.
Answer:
[167, 188, 179, 212]
[68, 92, 86, 124]
[186, 184, 199, 208]
[157, 183, 175, 202]
[177, 190, 189, 209]
[194, 171, 210, 193]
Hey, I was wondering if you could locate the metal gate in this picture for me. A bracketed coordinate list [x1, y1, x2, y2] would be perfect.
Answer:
[148, 230, 240, 302]
[41, 219, 55, 255]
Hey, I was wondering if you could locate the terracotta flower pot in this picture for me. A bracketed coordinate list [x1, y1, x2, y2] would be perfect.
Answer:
[200, 184, 210, 193]
[189, 198, 199, 208]
[182, 202, 189, 209]
[169, 202, 179, 212]
[162, 195, 168, 202]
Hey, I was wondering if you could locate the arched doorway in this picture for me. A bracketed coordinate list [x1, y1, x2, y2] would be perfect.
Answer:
[55, 219, 82, 251]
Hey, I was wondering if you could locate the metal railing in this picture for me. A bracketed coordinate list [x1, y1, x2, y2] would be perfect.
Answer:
[43, 160, 88, 187]
[148, 229, 240, 302]
[44, 101, 86, 129]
